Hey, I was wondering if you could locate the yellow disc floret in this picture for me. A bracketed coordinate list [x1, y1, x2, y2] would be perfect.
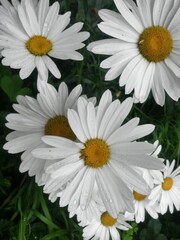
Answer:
[138, 26, 173, 62]
[81, 138, 110, 168]
[26, 35, 52, 56]
[101, 212, 117, 227]
[44, 115, 76, 140]
[162, 177, 174, 191]
[133, 191, 147, 201]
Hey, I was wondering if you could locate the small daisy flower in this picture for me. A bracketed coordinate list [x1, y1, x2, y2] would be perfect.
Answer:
[131, 142, 162, 222]
[87, 0, 180, 105]
[0, 0, 89, 81]
[149, 160, 180, 214]
[132, 190, 159, 223]
[32, 90, 164, 217]
[3, 82, 84, 185]
[83, 211, 133, 240]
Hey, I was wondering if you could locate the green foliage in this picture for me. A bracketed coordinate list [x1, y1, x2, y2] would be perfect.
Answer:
[139, 219, 167, 240]
[122, 223, 138, 240]
[0, 75, 32, 102]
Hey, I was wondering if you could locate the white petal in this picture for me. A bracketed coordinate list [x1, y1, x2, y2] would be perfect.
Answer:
[42, 135, 78, 149]
[80, 168, 95, 209]
[113, 0, 143, 33]
[57, 82, 69, 115]
[107, 117, 139, 145]
[109, 227, 120, 240]
[35, 57, 48, 81]
[3, 133, 41, 153]
[68, 109, 87, 142]
[43, 55, 61, 78]
[87, 102, 96, 138]
[42, 2, 59, 36]
[96, 90, 112, 131]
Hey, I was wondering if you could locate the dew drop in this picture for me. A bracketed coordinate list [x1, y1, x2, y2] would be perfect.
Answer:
[44, 22, 48, 27]
[59, 184, 66, 191]
[67, 181, 71, 186]
[81, 204, 86, 210]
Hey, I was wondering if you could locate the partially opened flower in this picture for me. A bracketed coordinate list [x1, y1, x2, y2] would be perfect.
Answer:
[0, 0, 89, 82]
[32, 90, 164, 217]
[149, 160, 180, 214]
[131, 142, 163, 222]
[132, 190, 159, 223]
[3, 82, 83, 185]
[83, 211, 133, 240]
[88, 0, 180, 105]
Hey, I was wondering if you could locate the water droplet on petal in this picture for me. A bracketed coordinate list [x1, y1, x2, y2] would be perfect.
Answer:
[44, 22, 48, 27]
[81, 204, 86, 210]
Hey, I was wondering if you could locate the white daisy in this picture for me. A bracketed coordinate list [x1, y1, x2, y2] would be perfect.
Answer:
[87, 0, 180, 105]
[149, 159, 180, 214]
[32, 90, 164, 217]
[130, 142, 163, 222]
[83, 211, 133, 240]
[0, 0, 89, 82]
[132, 190, 159, 223]
[133, 190, 159, 223]
[3, 81, 84, 185]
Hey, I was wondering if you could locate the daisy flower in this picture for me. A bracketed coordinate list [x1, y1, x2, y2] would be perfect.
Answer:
[0, 0, 89, 82]
[130, 142, 163, 222]
[83, 211, 133, 240]
[32, 90, 164, 217]
[3, 81, 84, 185]
[149, 159, 180, 214]
[87, 0, 180, 105]
[132, 189, 159, 223]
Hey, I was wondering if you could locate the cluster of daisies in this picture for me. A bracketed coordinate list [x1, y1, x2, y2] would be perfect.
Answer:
[1, 0, 180, 239]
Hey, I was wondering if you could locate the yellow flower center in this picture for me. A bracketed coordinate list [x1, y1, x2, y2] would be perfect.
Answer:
[26, 35, 52, 56]
[101, 212, 117, 227]
[162, 177, 174, 191]
[81, 138, 110, 168]
[138, 26, 173, 62]
[133, 191, 147, 201]
[44, 115, 76, 140]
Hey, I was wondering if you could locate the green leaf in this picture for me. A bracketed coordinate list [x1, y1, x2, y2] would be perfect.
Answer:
[32, 210, 60, 230]
[40, 230, 67, 240]
[17, 87, 32, 97]
[139, 229, 147, 240]
[0, 65, 12, 78]
[155, 234, 168, 240]
[0, 75, 32, 102]
[122, 223, 138, 240]
[148, 219, 162, 235]
[0, 75, 23, 101]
